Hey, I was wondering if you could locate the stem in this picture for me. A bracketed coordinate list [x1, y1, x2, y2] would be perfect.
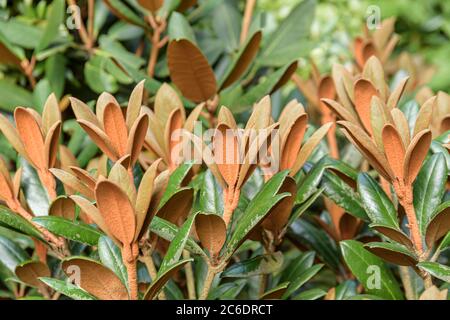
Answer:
[183, 250, 196, 299]
[87, 0, 94, 42]
[259, 274, 267, 296]
[125, 259, 138, 300]
[139, 250, 166, 300]
[223, 188, 240, 227]
[20, 57, 36, 89]
[399, 266, 415, 300]
[124, 243, 139, 300]
[423, 273, 433, 289]
[146, 15, 167, 78]
[395, 182, 423, 256]
[199, 265, 216, 300]
[240, 0, 257, 44]
[67, 0, 92, 49]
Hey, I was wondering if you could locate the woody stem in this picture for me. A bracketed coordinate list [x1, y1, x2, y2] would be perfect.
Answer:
[240, 0, 256, 44]
[147, 15, 167, 78]
[140, 252, 166, 300]
[223, 188, 240, 227]
[125, 258, 138, 300]
[183, 250, 196, 299]
[400, 184, 423, 256]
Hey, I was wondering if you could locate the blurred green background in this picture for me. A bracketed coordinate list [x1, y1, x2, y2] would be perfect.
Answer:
[260, 0, 450, 91]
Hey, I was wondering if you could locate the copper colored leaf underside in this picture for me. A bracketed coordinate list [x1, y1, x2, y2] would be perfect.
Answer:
[382, 124, 405, 180]
[426, 208, 450, 247]
[103, 103, 128, 155]
[271, 61, 298, 94]
[220, 31, 262, 90]
[281, 114, 307, 170]
[354, 79, 378, 135]
[95, 180, 136, 246]
[213, 124, 240, 188]
[166, 109, 184, 166]
[167, 39, 217, 103]
[49, 196, 76, 219]
[14, 108, 46, 169]
[403, 130, 431, 184]
[15, 261, 50, 288]
[195, 213, 226, 256]
[62, 258, 128, 300]
[127, 114, 149, 166]
[138, 0, 163, 12]
[0, 42, 21, 66]
[45, 121, 61, 169]
[78, 119, 119, 160]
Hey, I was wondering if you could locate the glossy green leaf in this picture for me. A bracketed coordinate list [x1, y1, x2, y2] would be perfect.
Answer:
[357, 173, 399, 228]
[149, 216, 205, 257]
[33, 216, 104, 246]
[340, 240, 404, 300]
[39, 277, 96, 300]
[98, 236, 128, 288]
[0, 235, 29, 273]
[225, 171, 291, 257]
[159, 212, 199, 274]
[208, 279, 246, 300]
[414, 153, 447, 236]
[20, 157, 50, 217]
[222, 252, 283, 278]
[0, 206, 44, 241]
[144, 259, 192, 300]
[293, 288, 327, 300]
[282, 264, 323, 299]
[158, 162, 194, 209]
[198, 170, 224, 216]
[322, 170, 368, 221]
[417, 261, 450, 283]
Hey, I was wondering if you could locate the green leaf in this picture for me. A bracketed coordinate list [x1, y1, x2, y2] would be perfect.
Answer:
[414, 153, 447, 236]
[84, 55, 118, 94]
[19, 158, 50, 217]
[340, 240, 404, 300]
[417, 262, 450, 283]
[103, 0, 147, 27]
[158, 162, 194, 208]
[365, 242, 417, 266]
[159, 212, 199, 274]
[322, 170, 368, 221]
[222, 252, 283, 278]
[45, 53, 66, 98]
[33, 79, 53, 113]
[212, 1, 241, 53]
[438, 231, 450, 251]
[225, 171, 291, 257]
[149, 216, 205, 257]
[293, 288, 327, 300]
[98, 236, 128, 288]
[33, 216, 104, 246]
[282, 264, 323, 299]
[289, 220, 341, 271]
[258, 0, 315, 67]
[296, 161, 325, 204]
[168, 12, 196, 43]
[0, 206, 44, 241]
[36, 0, 65, 53]
[357, 173, 399, 228]
[143, 259, 192, 300]
[0, 80, 34, 111]
[289, 188, 323, 226]
[198, 170, 224, 215]
[231, 62, 297, 113]
[280, 251, 315, 283]
[39, 277, 96, 300]
[0, 19, 43, 49]
[0, 235, 29, 272]
[208, 279, 246, 300]
[334, 280, 358, 300]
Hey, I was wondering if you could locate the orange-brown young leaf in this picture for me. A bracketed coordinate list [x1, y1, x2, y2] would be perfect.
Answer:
[167, 39, 217, 102]
[354, 79, 378, 135]
[280, 114, 307, 170]
[213, 124, 240, 188]
[14, 108, 46, 169]
[62, 258, 129, 300]
[403, 130, 432, 184]
[195, 213, 227, 257]
[95, 180, 136, 246]
[103, 103, 128, 155]
[382, 124, 406, 180]
[15, 261, 50, 288]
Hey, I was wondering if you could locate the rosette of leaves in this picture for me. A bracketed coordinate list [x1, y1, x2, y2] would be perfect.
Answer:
[141, 83, 203, 171]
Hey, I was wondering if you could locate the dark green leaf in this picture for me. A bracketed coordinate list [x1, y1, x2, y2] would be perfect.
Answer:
[0, 206, 44, 241]
[417, 261, 450, 283]
[98, 236, 128, 288]
[39, 277, 96, 300]
[33, 216, 103, 246]
[222, 252, 283, 278]
[340, 240, 404, 300]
